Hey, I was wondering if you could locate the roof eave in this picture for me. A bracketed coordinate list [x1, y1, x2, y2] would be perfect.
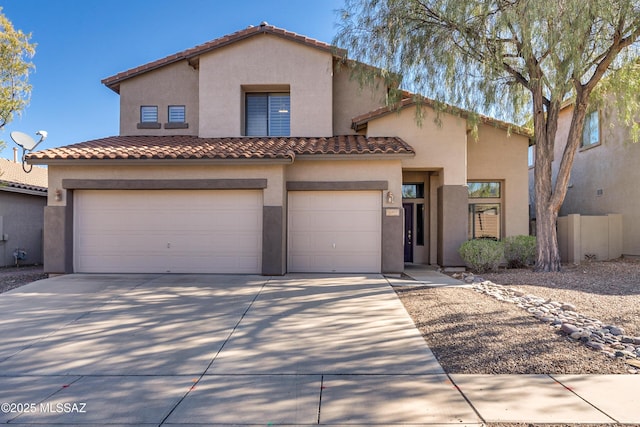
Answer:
[102, 26, 346, 93]
[294, 153, 415, 161]
[0, 185, 47, 197]
[26, 157, 295, 166]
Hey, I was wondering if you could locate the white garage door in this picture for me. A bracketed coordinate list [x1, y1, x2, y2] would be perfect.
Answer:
[288, 191, 381, 273]
[74, 190, 262, 273]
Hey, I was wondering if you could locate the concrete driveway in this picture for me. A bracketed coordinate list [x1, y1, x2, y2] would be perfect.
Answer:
[0, 274, 480, 426]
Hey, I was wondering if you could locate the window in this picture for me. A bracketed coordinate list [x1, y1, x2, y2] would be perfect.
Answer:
[245, 93, 290, 136]
[468, 204, 501, 240]
[416, 203, 425, 246]
[402, 183, 424, 199]
[467, 182, 500, 198]
[582, 110, 600, 147]
[468, 181, 502, 240]
[168, 105, 185, 123]
[528, 145, 535, 168]
[140, 106, 158, 123]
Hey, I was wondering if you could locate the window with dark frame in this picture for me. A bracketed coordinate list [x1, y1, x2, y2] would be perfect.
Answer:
[140, 106, 158, 123]
[402, 183, 424, 199]
[467, 181, 502, 240]
[416, 203, 425, 246]
[245, 93, 290, 136]
[168, 105, 186, 123]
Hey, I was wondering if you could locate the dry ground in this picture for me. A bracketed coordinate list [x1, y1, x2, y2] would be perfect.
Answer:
[396, 258, 640, 375]
[0, 265, 47, 294]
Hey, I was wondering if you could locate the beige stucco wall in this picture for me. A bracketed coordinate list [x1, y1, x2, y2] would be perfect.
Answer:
[286, 159, 402, 207]
[468, 124, 530, 237]
[198, 34, 333, 137]
[47, 163, 286, 207]
[364, 105, 468, 185]
[119, 61, 199, 136]
[332, 62, 387, 135]
[556, 105, 640, 255]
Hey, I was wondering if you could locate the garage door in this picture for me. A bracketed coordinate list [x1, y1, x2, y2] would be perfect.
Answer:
[288, 191, 381, 273]
[74, 190, 262, 273]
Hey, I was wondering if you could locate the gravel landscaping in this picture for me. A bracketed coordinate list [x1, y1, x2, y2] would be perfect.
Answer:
[0, 265, 47, 294]
[396, 258, 640, 375]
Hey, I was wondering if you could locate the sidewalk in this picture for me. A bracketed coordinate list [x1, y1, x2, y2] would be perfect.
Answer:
[451, 374, 639, 424]
[390, 265, 640, 425]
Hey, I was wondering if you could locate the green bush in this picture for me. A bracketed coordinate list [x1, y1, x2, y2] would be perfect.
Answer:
[458, 239, 504, 273]
[504, 235, 537, 268]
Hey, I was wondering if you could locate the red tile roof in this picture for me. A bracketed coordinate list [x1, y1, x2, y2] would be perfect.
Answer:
[26, 135, 414, 163]
[0, 158, 48, 194]
[102, 24, 346, 93]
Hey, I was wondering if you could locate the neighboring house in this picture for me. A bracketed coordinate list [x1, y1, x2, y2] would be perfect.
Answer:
[28, 23, 531, 275]
[0, 155, 48, 267]
[529, 102, 640, 259]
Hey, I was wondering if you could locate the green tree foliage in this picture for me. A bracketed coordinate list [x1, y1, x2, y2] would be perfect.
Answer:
[0, 7, 35, 149]
[335, 0, 640, 271]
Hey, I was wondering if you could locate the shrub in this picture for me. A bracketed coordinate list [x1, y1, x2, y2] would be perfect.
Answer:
[504, 235, 537, 268]
[458, 239, 504, 273]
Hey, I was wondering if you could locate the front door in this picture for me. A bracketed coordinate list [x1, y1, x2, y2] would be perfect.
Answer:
[403, 203, 413, 262]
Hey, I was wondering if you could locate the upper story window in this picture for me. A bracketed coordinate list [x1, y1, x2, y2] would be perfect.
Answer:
[140, 106, 158, 123]
[165, 105, 188, 129]
[582, 110, 600, 148]
[528, 145, 535, 168]
[168, 105, 185, 123]
[245, 93, 290, 136]
[138, 105, 161, 129]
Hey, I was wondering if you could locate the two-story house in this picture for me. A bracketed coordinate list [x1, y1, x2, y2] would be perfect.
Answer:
[28, 23, 531, 275]
[532, 101, 640, 259]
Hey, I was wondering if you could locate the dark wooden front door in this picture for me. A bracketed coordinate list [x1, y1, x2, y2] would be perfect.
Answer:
[403, 203, 413, 262]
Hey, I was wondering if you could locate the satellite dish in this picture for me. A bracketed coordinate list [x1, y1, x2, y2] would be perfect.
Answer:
[9, 130, 48, 173]
[10, 131, 38, 150]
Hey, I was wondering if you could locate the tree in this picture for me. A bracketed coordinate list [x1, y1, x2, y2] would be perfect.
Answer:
[335, 0, 640, 271]
[0, 7, 35, 147]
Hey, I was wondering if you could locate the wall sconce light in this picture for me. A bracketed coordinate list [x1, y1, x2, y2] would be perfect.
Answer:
[386, 191, 394, 204]
[55, 189, 63, 202]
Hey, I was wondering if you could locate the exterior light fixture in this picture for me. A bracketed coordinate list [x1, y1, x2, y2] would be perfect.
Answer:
[386, 191, 394, 204]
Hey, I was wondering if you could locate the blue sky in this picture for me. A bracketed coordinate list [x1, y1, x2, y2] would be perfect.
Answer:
[1, 0, 344, 159]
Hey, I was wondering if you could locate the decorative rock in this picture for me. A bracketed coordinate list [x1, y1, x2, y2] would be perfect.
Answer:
[468, 279, 639, 367]
[587, 341, 606, 351]
[561, 323, 580, 334]
[609, 326, 625, 336]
